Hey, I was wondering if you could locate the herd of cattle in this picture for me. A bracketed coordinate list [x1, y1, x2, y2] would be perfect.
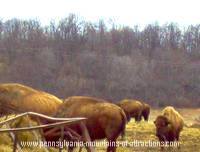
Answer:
[0, 83, 184, 152]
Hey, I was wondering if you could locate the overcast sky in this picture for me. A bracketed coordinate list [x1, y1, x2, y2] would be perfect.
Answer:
[0, 0, 200, 27]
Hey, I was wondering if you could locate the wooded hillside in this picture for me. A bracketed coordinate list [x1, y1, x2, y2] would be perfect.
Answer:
[0, 14, 199, 107]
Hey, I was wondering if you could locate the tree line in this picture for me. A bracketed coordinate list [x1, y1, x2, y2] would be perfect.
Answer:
[0, 14, 199, 107]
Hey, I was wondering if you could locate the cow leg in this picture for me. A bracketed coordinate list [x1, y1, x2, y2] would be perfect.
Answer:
[106, 132, 117, 152]
[45, 127, 81, 142]
[107, 139, 117, 152]
[79, 122, 95, 152]
[68, 146, 74, 152]
[105, 121, 122, 152]
[176, 131, 181, 149]
[78, 146, 83, 152]
[158, 136, 166, 150]
[44, 127, 74, 140]
[43, 127, 60, 136]
[125, 112, 131, 122]
[121, 129, 125, 140]
[43, 127, 78, 151]
[64, 126, 82, 141]
[145, 115, 149, 121]
[134, 115, 141, 122]
[176, 131, 180, 141]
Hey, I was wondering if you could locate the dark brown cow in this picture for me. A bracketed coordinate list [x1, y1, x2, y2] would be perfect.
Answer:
[117, 99, 143, 122]
[55, 96, 127, 152]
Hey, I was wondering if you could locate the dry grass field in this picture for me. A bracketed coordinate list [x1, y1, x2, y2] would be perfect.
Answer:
[0, 108, 200, 152]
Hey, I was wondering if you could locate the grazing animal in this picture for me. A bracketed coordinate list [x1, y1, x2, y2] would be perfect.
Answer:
[55, 96, 127, 152]
[117, 99, 143, 122]
[0, 83, 63, 116]
[0, 83, 68, 150]
[141, 102, 150, 121]
[154, 106, 184, 147]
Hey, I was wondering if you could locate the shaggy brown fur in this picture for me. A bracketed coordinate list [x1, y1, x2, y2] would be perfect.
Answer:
[117, 99, 143, 122]
[0, 83, 63, 116]
[55, 96, 127, 152]
[141, 102, 150, 121]
[154, 106, 184, 146]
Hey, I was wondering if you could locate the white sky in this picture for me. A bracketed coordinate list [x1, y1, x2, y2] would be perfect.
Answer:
[0, 0, 200, 27]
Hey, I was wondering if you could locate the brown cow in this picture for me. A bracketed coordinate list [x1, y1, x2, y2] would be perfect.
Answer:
[0, 83, 63, 116]
[154, 106, 184, 148]
[141, 102, 150, 121]
[117, 99, 143, 122]
[55, 96, 127, 152]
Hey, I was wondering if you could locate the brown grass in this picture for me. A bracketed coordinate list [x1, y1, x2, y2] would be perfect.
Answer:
[0, 108, 200, 152]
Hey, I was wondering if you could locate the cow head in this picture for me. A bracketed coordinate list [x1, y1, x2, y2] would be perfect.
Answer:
[142, 108, 150, 121]
[154, 115, 170, 141]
